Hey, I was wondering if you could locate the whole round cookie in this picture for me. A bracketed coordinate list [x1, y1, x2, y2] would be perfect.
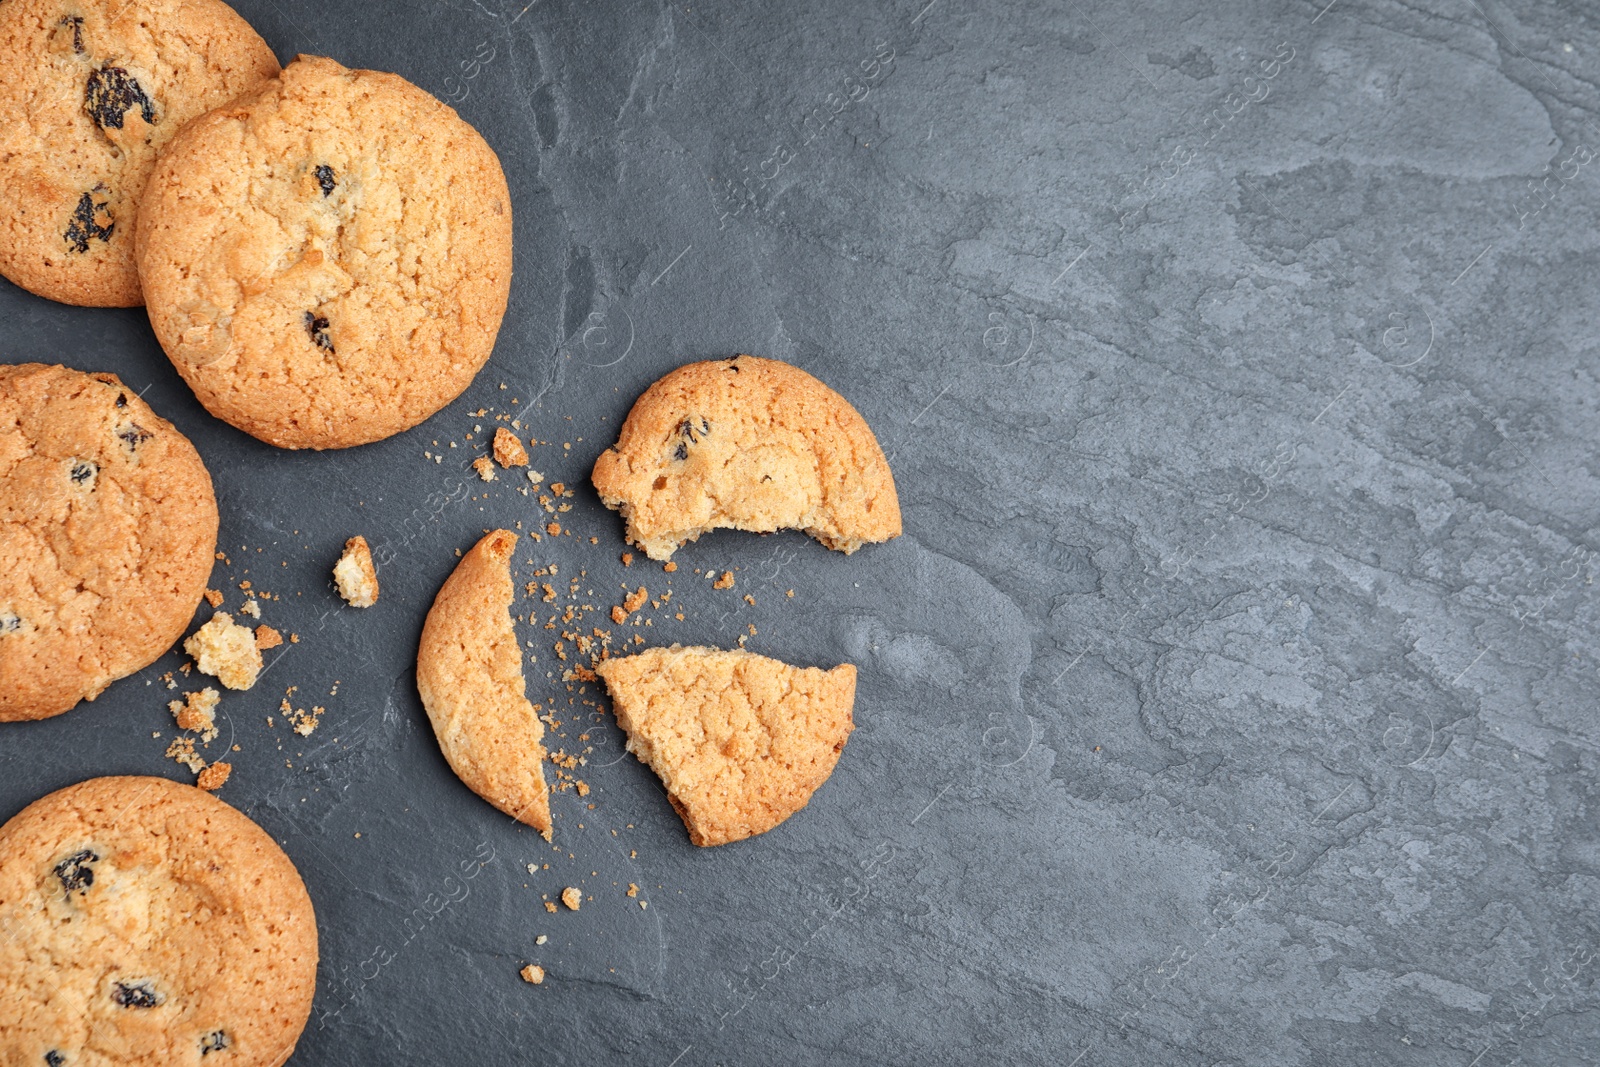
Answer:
[0, 364, 219, 721]
[0, 0, 280, 307]
[137, 54, 515, 449]
[0, 775, 318, 1065]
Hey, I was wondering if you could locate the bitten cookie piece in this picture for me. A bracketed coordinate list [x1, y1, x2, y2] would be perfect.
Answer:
[417, 530, 552, 840]
[591, 355, 901, 560]
[0, 364, 218, 721]
[0, 775, 318, 1066]
[333, 535, 379, 607]
[137, 54, 515, 449]
[0, 0, 279, 306]
[596, 645, 856, 846]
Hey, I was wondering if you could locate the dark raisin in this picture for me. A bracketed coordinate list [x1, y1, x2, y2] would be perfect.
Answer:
[678, 419, 697, 443]
[304, 312, 334, 353]
[761, 474, 772, 482]
[54, 849, 98, 894]
[314, 165, 336, 197]
[84, 67, 156, 130]
[70, 460, 97, 485]
[117, 423, 152, 450]
[46, 1052, 65, 1067]
[700, 419, 710, 436]
[60, 15, 84, 53]
[115, 392, 127, 408]
[64, 190, 114, 253]
[0, 612, 20, 634]
[111, 981, 161, 1008]
[673, 442, 688, 461]
[200, 1031, 229, 1055]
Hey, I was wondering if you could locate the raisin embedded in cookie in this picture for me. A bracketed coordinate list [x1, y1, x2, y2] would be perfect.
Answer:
[596, 645, 856, 846]
[416, 530, 553, 839]
[591, 355, 902, 560]
[0, 364, 219, 721]
[0, 775, 318, 1066]
[137, 55, 515, 449]
[0, 0, 279, 307]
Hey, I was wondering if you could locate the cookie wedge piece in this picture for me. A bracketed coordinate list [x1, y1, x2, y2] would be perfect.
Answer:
[0, 775, 318, 1066]
[417, 530, 552, 840]
[596, 645, 855, 846]
[591, 355, 901, 560]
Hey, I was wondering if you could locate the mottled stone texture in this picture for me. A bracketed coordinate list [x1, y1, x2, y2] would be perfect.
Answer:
[1, 0, 1595, 1064]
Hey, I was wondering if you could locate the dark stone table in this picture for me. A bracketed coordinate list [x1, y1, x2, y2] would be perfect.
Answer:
[3, 0, 1597, 1063]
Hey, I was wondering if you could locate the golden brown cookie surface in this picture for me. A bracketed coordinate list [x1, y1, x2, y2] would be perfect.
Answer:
[0, 364, 218, 721]
[591, 355, 901, 560]
[137, 54, 514, 449]
[417, 530, 552, 839]
[0, 775, 318, 1066]
[0, 0, 279, 306]
[596, 645, 856, 846]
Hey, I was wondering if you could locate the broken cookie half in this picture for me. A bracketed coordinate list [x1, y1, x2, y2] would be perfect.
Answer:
[416, 530, 552, 840]
[590, 355, 901, 560]
[596, 645, 856, 846]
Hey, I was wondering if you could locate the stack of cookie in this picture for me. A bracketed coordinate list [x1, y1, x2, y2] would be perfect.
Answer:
[1, 1, 517, 1061]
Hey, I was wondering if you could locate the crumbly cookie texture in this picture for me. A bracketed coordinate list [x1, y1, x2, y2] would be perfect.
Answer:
[0, 0, 279, 306]
[169, 687, 220, 740]
[0, 364, 218, 721]
[0, 775, 317, 1066]
[333, 535, 379, 607]
[136, 54, 515, 449]
[591, 355, 901, 560]
[596, 645, 856, 847]
[417, 530, 552, 840]
[184, 612, 261, 690]
[493, 427, 528, 467]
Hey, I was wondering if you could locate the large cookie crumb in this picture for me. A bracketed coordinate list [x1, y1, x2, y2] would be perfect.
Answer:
[333, 535, 379, 607]
[168, 688, 220, 741]
[196, 761, 232, 791]
[184, 613, 262, 690]
[519, 964, 545, 984]
[493, 427, 529, 467]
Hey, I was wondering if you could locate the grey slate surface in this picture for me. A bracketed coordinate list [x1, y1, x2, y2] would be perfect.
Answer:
[3, 0, 1600, 1063]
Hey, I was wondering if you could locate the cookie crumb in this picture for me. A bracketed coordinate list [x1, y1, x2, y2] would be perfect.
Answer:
[333, 535, 380, 607]
[472, 455, 496, 481]
[184, 613, 262, 690]
[621, 552, 633, 567]
[535, 933, 548, 945]
[255, 625, 283, 650]
[713, 571, 735, 590]
[561, 886, 581, 911]
[165, 736, 206, 774]
[626, 883, 639, 898]
[196, 762, 232, 791]
[519, 964, 545, 985]
[663, 561, 677, 573]
[168, 688, 221, 741]
[240, 598, 261, 619]
[546, 522, 561, 536]
[544, 901, 557, 913]
[494, 427, 529, 467]
[204, 588, 224, 607]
